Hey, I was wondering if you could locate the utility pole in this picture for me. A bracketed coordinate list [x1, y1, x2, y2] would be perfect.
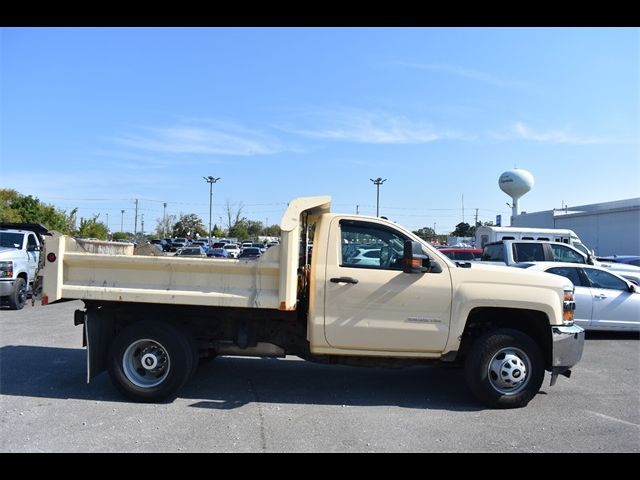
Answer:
[106, 213, 109, 230]
[462, 194, 465, 224]
[203, 176, 221, 247]
[121, 210, 124, 232]
[163, 202, 167, 238]
[356, 205, 359, 215]
[134, 199, 139, 236]
[370, 178, 387, 217]
[475, 208, 479, 227]
[141, 214, 144, 237]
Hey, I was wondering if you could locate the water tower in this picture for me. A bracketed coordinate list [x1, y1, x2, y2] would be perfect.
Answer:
[499, 168, 534, 219]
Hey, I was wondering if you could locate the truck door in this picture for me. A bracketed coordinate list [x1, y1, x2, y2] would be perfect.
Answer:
[323, 218, 452, 353]
[25, 233, 39, 281]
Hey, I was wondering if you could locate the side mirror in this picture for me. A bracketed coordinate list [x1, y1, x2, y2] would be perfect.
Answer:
[586, 254, 595, 265]
[629, 283, 637, 293]
[403, 241, 429, 273]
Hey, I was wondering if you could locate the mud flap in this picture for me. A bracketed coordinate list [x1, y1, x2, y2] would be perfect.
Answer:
[84, 309, 115, 383]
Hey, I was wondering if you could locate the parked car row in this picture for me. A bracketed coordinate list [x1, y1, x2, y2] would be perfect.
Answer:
[167, 239, 280, 259]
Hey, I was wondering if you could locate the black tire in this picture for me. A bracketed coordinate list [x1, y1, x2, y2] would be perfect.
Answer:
[184, 329, 200, 380]
[465, 328, 544, 409]
[8, 277, 27, 310]
[107, 321, 194, 403]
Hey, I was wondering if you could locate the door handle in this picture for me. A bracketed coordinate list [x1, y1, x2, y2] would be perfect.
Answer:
[594, 294, 607, 299]
[330, 277, 359, 284]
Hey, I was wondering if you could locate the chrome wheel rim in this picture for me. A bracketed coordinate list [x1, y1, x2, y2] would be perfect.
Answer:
[487, 347, 531, 395]
[122, 339, 171, 388]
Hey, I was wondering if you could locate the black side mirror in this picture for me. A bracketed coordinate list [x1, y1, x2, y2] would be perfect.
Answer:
[587, 254, 594, 265]
[403, 241, 429, 273]
[629, 283, 636, 293]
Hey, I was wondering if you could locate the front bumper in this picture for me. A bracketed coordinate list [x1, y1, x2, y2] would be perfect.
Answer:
[549, 324, 585, 385]
[551, 324, 585, 368]
[0, 280, 16, 296]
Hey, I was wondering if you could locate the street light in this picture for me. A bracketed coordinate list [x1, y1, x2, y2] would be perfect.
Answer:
[120, 210, 124, 232]
[370, 177, 387, 217]
[203, 176, 221, 246]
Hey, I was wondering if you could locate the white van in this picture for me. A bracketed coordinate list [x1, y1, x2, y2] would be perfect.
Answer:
[475, 226, 592, 257]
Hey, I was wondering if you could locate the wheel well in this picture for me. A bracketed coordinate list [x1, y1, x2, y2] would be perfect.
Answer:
[459, 307, 552, 370]
[17, 272, 28, 283]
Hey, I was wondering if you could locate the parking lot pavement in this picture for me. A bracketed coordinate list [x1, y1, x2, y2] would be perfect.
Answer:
[1, 301, 639, 452]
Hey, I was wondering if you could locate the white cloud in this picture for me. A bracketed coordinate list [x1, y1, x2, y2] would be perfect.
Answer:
[283, 109, 465, 144]
[110, 122, 285, 156]
[394, 62, 536, 91]
[497, 121, 630, 145]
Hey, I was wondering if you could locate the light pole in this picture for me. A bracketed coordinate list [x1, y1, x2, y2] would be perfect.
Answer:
[120, 210, 124, 232]
[370, 177, 387, 217]
[163, 202, 167, 238]
[203, 176, 221, 246]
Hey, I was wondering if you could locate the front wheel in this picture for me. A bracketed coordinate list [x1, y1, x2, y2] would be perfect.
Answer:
[8, 277, 27, 310]
[107, 321, 195, 402]
[465, 328, 544, 409]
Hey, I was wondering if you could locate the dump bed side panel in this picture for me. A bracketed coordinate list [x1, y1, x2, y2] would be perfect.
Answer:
[41, 234, 280, 309]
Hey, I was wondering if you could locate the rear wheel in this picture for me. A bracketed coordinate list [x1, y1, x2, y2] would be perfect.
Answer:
[465, 328, 544, 409]
[107, 321, 194, 402]
[8, 277, 27, 310]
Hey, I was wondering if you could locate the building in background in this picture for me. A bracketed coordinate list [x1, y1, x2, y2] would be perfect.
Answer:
[511, 198, 640, 256]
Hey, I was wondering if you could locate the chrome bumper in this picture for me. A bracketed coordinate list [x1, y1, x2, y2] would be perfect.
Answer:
[550, 324, 585, 386]
[552, 325, 585, 368]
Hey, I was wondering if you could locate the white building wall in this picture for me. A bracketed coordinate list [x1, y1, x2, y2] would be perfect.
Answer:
[512, 198, 640, 256]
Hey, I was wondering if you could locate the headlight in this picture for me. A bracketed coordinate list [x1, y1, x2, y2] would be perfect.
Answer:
[562, 287, 576, 325]
[0, 261, 13, 278]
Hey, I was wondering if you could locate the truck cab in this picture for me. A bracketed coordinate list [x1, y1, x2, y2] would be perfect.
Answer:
[0, 223, 48, 309]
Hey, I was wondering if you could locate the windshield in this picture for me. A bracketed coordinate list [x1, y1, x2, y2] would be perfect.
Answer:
[573, 243, 590, 256]
[0, 232, 25, 249]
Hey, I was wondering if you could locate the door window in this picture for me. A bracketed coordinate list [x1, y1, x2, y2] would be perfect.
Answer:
[513, 243, 545, 262]
[340, 220, 407, 270]
[550, 244, 585, 263]
[27, 234, 38, 251]
[547, 266, 583, 287]
[583, 269, 628, 291]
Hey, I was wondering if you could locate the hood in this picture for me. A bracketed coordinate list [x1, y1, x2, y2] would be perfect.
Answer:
[451, 261, 573, 291]
[0, 247, 23, 259]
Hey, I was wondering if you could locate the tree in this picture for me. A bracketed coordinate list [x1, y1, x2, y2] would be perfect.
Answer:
[262, 224, 281, 237]
[155, 213, 177, 239]
[228, 221, 249, 240]
[412, 227, 436, 241]
[172, 213, 206, 238]
[245, 220, 264, 237]
[211, 224, 225, 238]
[225, 200, 245, 231]
[0, 188, 77, 234]
[77, 216, 109, 239]
[112, 231, 129, 241]
[451, 222, 473, 237]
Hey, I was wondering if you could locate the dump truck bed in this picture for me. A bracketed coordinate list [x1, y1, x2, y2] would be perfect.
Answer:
[40, 196, 332, 311]
[41, 234, 281, 308]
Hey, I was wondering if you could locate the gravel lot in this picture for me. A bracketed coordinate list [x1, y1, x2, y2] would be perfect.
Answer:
[1, 300, 638, 452]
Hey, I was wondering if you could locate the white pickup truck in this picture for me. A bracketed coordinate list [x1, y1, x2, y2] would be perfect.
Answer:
[0, 223, 48, 310]
[481, 239, 640, 285]
[40, 197, 584, 408]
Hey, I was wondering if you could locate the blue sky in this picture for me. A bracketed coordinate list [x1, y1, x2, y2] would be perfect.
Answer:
[2, 27, 638, 234]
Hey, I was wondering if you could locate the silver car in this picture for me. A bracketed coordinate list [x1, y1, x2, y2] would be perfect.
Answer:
[516, 262, 639, 332]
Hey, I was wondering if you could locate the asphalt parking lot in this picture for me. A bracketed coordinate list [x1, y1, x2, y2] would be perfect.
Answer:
[1, 300, 638, 452]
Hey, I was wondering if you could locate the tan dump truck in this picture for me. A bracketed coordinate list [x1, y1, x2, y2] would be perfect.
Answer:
[40, 196, 584, 408]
